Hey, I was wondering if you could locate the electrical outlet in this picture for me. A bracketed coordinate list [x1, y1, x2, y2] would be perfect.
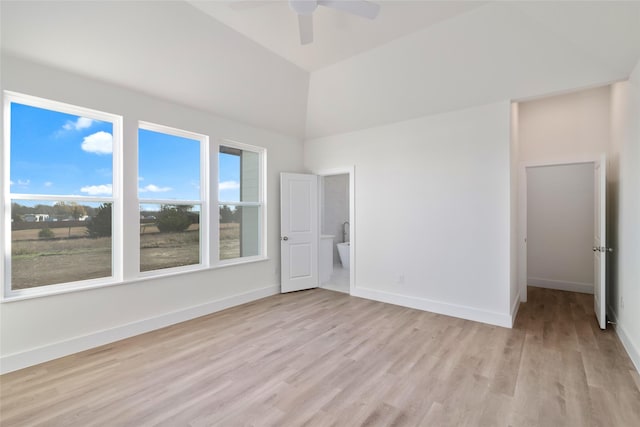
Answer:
[620, 296, 625, 310]
[397, 274, 405, 285]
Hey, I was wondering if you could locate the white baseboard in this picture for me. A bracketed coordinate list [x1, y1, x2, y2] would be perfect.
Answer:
[0, 285, 279, 374]
[607, 306, 640, 374]
[528, 277, 593, 294]
[616, 324, 640, 374]
[351, 287, 513, 328]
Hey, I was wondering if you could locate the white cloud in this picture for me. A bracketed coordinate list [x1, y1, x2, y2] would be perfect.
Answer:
[44, 181, 53, 187]
[219, 181, 240, 191]
[63, 117, 94, 131]
[138, 176, 144, 181]
[80, 184, 112, 195]
[139, 184, 172, 193]
[17, 179, 30, 186]
[10, 180, 14, 186]
[81, 131, 112, 154]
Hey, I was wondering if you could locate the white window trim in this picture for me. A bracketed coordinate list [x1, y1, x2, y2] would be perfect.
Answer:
[137, 121, 210, 276]
[214, 139, 267, 266]
[2, 91, 123, 301]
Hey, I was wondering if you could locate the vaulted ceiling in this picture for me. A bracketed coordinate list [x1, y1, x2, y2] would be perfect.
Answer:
[2, 1, 639, 139]
[187, 1, 489, 71]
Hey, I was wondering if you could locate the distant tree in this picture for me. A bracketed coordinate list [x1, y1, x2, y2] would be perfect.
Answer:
[219, 205, 234, 224]
[11, 202, 30, 217]
[84, 205, 97, 217]
[53, 202, 68, 218]
[86, 203, 112, 238]
[54, 201, 87, 220]
[187, 210, 199, 225]
[11, 211, 23, 223]
[233, 206, 242, 223]
[70, 203, 87, 220]
[34, 204, 55, 216]
[156, 205, 192, 233]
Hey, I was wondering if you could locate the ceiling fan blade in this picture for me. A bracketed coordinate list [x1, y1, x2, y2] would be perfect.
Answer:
[298, 14, 314, 45]
[317, 0, 380, 19]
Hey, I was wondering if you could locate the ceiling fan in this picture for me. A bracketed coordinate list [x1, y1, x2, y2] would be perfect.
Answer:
[289, 0, 381, 45]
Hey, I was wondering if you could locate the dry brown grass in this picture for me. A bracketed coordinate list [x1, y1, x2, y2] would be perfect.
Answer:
[11, 237, 112, 289]
[219, 223, 240, 260]
[139, 227, 200, 272]
[11, 223, 242, 289]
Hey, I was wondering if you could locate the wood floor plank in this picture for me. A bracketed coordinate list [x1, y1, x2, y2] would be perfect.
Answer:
[1, 287, 639, 426]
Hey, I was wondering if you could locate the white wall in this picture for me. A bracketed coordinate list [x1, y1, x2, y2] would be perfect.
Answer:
[0, 56, 305, 373]
[510, 103, 521, 315]
[518, 86, 611, 163]
[526, 164, 594, 293]
[322, 174, 349, 262]
[305, 101, 513, 327]
[609, 62, 640, 372]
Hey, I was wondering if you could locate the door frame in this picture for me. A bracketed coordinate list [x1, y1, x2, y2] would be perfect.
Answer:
[518, 154, 604, 304]
[314, 166, 355, 295]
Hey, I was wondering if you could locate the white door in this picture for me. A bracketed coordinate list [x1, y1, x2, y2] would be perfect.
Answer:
[593, 158, 607, 330]
[280, 173, 319, 293]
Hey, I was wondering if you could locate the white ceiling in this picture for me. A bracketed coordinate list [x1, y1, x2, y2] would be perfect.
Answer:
[188, 1, 488, 71]
[2, 1, 640, 139]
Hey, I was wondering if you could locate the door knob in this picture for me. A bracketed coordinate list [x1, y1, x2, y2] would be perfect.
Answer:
[282, 236, 289, 241]
[593, 247, 598, 252]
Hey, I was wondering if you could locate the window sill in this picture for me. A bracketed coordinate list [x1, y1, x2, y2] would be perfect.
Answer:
[1, 256, 271, 303]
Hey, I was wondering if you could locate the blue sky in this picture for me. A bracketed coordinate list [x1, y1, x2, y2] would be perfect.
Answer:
[10, 102, 240, 205]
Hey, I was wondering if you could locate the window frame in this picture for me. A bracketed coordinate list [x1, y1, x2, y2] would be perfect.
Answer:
[2, 91, 123, 300]
[136, 121, 210, 277]
[214, 139, 267, 266]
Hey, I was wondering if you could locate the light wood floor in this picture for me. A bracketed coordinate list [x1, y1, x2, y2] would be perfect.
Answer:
[1, 287, 639, 426]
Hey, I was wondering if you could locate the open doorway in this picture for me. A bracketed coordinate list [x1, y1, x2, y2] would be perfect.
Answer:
[318, 169, 354, 294]
[519, 157, 607, 329]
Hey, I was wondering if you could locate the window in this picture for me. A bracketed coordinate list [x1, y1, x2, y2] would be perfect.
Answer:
[3, 92, 122, 296]
[218, 143, 265, 261]
[138, 123, 207, 273]
[2, 91, 267, 300]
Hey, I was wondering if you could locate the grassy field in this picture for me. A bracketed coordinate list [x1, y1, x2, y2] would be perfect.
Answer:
[11, 223, 240, 289]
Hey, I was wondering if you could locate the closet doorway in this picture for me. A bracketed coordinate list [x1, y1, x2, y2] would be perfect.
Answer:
[519, 158, 608, 329]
